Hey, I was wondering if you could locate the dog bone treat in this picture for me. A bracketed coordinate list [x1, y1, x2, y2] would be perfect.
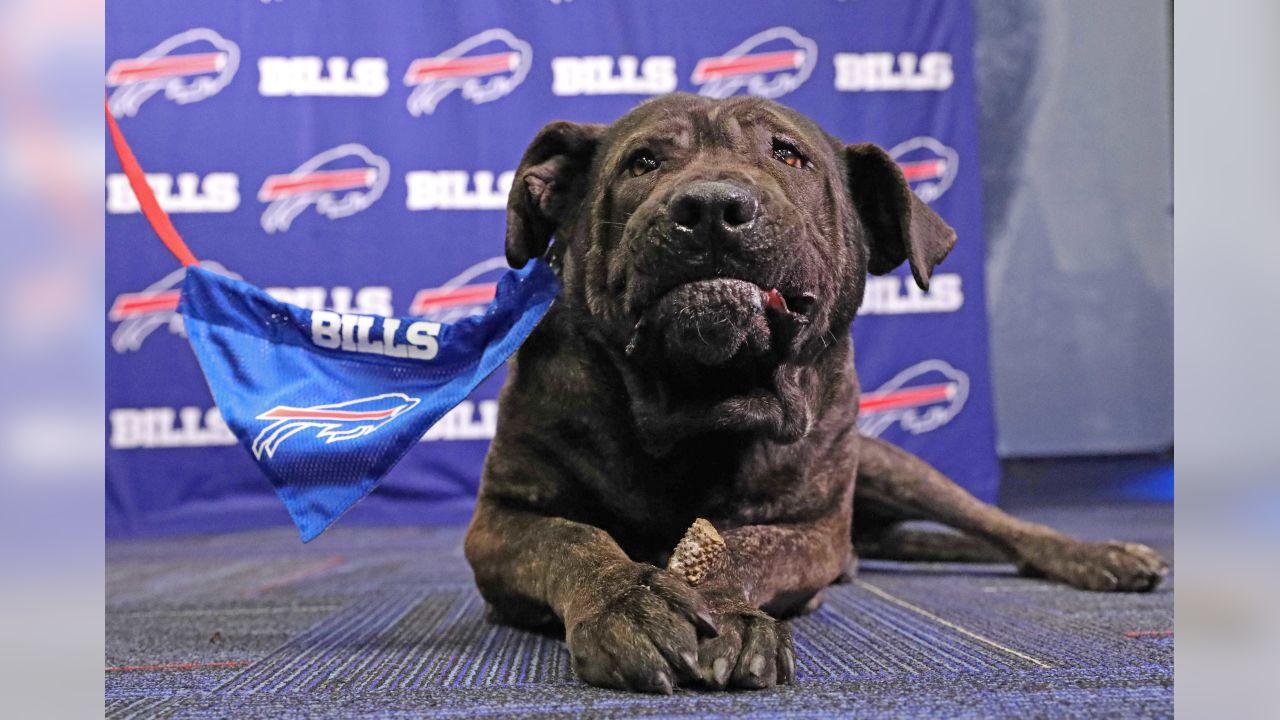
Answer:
[667, 518, 727, 586]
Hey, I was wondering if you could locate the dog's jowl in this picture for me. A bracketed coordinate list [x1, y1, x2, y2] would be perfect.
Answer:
[463, 94, 1167, 694]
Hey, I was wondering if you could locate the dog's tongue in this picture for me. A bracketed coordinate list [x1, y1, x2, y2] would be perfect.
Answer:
[764, 288, 788, 312]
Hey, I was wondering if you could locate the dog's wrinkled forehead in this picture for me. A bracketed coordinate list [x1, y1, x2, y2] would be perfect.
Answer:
[597, 94, 839, 183]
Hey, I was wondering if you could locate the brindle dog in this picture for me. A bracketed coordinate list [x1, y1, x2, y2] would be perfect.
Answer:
[464, 94, 1167, 694]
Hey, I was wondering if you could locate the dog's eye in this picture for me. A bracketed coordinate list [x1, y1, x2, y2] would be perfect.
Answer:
[628, 150, 659, 177]
[772, 140, 809, 170]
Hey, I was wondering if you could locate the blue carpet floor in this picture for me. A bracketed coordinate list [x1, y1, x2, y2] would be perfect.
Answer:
[105, 502, 1172, 718]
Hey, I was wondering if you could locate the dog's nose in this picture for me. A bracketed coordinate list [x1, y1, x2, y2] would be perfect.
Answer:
[670, 181, 759, 236]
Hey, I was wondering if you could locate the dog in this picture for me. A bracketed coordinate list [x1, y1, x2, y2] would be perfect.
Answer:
[463, 93, 1167, 694]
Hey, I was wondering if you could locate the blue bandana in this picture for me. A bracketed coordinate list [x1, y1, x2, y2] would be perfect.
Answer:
[107, 100, 558, 541]
[178, 260, 559, 541]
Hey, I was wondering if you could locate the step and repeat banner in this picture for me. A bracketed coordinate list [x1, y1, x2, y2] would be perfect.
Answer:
[106, 0, 998, 537]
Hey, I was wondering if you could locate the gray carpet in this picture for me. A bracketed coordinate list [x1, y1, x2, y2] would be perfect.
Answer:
[105, 503, 1172, 718]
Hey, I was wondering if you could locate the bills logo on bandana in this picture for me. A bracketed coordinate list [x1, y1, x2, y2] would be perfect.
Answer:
[106, 28, 239, 118]
[174, 260, 560, 541]
[109, 261, 239, 353]
[889, 137, 959, 204]
[404, 28, 532, 117]
[258, 144, 390, 233]
[858, 359, 969, 438]
[252, 393, 421, 460]
[409, 256, 507, 323]
[692, 26, 816, 100]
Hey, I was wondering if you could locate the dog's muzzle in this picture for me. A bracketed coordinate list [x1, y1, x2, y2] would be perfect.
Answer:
[625, 278, 813, 367]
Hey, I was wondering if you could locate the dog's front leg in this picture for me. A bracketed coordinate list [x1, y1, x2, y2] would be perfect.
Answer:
[855, 435, 1168, 591]
[464, 498, 717, 694]
[689, 511, 852, 689]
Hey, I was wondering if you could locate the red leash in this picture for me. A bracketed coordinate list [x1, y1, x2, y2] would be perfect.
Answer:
[105, 99, 199, 267]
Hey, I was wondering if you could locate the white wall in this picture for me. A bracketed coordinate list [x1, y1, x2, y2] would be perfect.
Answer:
[975, 0, 1173, 456]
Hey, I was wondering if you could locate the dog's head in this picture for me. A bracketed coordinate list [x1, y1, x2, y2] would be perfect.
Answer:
[506, 94, 955, 448]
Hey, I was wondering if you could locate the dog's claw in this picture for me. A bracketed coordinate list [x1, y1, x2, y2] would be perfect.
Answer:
[678, 650, 701, 680]
[649, 670, 674, 695]
[624, 318, 648, 357]
[778, 643, 796, 684]
[698, 602, 790, 691]
[694, 609, 720, 638]
[710, 657, 731, 687]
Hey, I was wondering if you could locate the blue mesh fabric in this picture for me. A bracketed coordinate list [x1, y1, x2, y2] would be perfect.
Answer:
[177, 260, 559, 541]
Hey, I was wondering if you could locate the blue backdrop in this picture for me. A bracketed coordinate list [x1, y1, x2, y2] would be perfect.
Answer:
[106, 0, 998, 538]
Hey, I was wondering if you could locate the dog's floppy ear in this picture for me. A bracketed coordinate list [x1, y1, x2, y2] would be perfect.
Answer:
[505, 121, 606, 268]
[845, 143, 956, 290]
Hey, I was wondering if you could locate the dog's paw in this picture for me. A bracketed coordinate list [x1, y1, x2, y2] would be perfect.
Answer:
[696, 599, 795, 690]
[1018, 540, 1168, 592]
[566, 564, 717, 694]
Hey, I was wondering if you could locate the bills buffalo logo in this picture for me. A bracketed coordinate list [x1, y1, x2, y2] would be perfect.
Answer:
[109, 261, 240, 353]
[858, 359, 969, 438]
[258, 144, 390, 233]
[692, 26, 816, 100]
[408, 256, 507, 323]
[106, 28, 239, 118]
[404, 28, 532, 117]
[252, 393, 421, 460]
[889, 136, 959, 204]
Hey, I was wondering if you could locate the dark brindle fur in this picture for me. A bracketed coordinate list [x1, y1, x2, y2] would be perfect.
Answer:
[464, 94, 1167, 694]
